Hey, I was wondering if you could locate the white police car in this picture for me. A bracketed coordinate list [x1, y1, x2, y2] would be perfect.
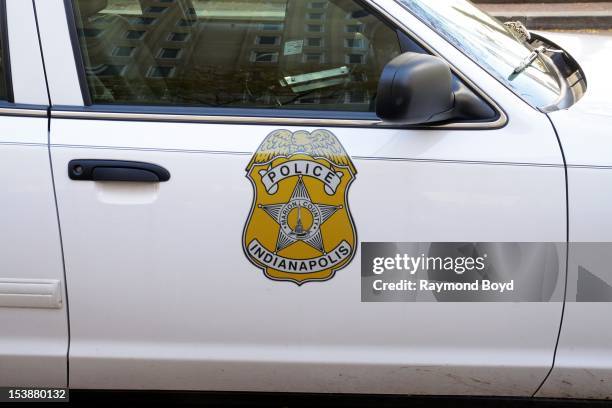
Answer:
[1, 0, 611, 400]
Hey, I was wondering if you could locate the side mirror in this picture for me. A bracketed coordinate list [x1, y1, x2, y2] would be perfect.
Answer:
[376, 52, 455, 125]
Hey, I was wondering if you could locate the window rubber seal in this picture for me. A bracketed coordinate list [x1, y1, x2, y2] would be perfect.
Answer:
[63, 0, 92, 106]
[0, 0, 14, 102]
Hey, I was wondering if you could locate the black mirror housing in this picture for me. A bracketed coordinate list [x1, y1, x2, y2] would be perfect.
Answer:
[376, 52, 455, 125]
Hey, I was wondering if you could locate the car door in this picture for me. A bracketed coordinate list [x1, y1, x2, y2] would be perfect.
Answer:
[38, 0, 566, 395]
[0, 0, 68, 387]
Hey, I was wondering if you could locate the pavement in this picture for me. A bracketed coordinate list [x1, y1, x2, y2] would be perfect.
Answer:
[477, 2, 612, 30]
[54, 391, 612, 407]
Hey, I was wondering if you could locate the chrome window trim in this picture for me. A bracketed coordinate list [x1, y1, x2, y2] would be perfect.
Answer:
[51, 107, 506, 130]
[0, 105, 47, 117]
[57, 0, 508, 130]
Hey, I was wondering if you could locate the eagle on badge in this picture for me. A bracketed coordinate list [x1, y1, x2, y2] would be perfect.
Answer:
[243, 129, 358, 285]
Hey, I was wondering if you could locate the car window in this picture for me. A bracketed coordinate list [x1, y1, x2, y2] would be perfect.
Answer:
[70, 0, 403, 112]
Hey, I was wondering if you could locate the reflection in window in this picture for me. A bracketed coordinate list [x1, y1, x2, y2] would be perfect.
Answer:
[148, 66, 174, 78]
[95, 65, 127, 76]
[306, 37, 322, 47]
[296, 95, 321, 104]
[351, 72, 367, 82]
[345, 38, 363, 48]
[158, 48, 181, 59]
[261, 23, 283, 31]
[345, 90, 368, 103]
[251, 51, 279, 63]
[129, 17, 156, 25]
[309, 2, 327, 9]
[79, 28, 104, 38]
[303, 53, 324, 63]
[346, 53, 364, 64]
[168, 32, 189, 42]
[72, 0, 402, 112]
[256, 36, 281, 45]
[125, 30, 145, 40]
[308, 13, 324, 20]
[112, 46, 135, 57]
[98, 0, 143, 15]
[177, 18, 197, 27]
[146, 6, 167, 13]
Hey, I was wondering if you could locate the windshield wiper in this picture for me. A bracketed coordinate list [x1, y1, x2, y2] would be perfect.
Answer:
[513, 45, 564, 75]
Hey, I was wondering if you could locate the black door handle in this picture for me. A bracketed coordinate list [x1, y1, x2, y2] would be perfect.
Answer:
[68, 160, 171, 182]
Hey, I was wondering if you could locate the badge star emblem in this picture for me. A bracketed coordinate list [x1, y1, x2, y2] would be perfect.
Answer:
[259, 176, 342, 255]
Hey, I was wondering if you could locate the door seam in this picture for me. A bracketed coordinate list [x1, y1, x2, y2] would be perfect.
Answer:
[31, 0, 72, 390]
[532, 114, 570, 397]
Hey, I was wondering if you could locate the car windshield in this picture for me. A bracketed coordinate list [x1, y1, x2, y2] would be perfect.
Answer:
[396, 0, 562, 109]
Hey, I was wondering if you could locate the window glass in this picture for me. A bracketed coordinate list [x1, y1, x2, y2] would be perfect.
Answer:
[72, 0, 402, 112]
[396, 0, 561, 108]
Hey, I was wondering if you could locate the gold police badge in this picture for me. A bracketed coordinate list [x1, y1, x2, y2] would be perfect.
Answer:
[243, 129, 357, 285]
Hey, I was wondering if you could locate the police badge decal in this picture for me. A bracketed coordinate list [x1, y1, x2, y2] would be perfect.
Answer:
[243, 129, 358, 285]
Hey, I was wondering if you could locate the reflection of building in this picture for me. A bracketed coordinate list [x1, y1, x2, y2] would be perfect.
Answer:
[77, 0, 401, 109]
[78, 0, 198, 101]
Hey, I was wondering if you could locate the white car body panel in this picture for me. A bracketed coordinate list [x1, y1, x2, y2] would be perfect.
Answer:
[0, 118, 67, 388]
[38, 0, 567, 395]
[0, 1, 67, 387]
[49, 119, 565, 394]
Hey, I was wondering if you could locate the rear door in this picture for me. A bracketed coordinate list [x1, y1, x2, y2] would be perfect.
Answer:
[0, 0, 68, 387]
[39, 0, 566, 395]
